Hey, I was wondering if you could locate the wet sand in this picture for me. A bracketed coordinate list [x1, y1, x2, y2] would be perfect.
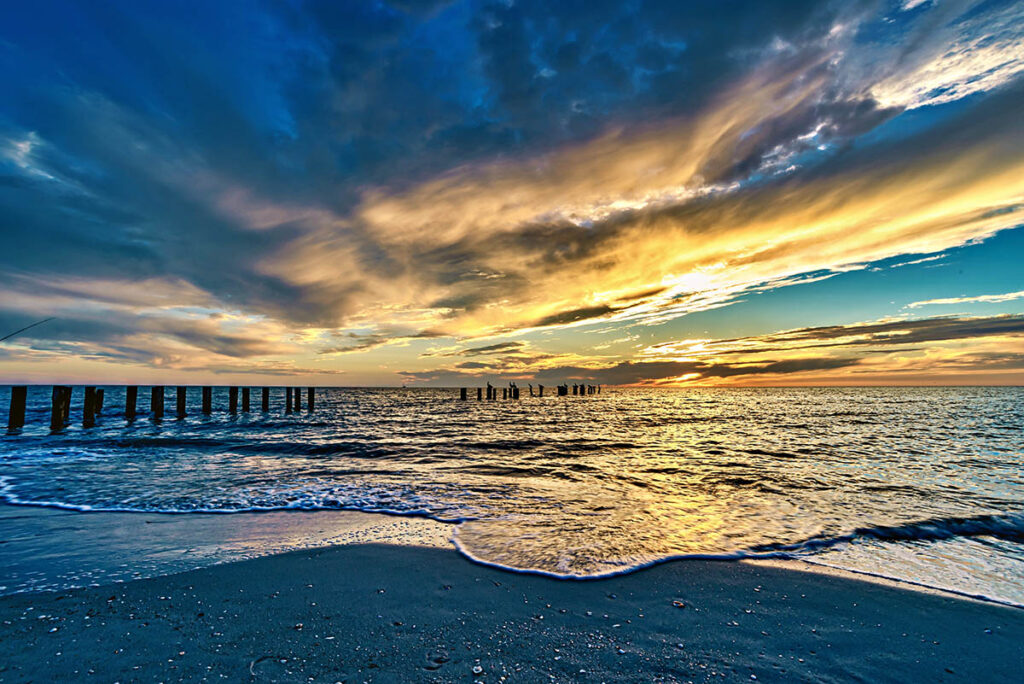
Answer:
[1, 544, 1022, 682]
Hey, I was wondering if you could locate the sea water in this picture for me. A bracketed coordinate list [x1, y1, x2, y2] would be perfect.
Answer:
[1, 386, 1021, 604]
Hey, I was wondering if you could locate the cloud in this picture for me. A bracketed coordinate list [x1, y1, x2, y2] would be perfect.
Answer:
[906, 290, 1024, 309]
[1, 0, 1023, 380]
[644, 315, 1024, 357]
[402, 315, 1024, 385]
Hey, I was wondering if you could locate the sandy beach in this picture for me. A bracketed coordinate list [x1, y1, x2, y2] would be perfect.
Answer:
[1, 543, 1022, 683]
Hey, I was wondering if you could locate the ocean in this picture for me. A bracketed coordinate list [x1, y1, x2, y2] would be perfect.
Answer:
[1, 386, 1022, 604]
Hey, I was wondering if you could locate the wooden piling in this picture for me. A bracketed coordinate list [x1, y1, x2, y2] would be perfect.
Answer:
[125, 386, 137, 421]
[261, 387, 269, 412]
[176, 386, 187, 418]
[477, 387, 482, 401]
[242, 387, 250, 412]
[286, 387, 293, 414]
[229, 386, 238, 414]
[460, 387, 467, 401]
[151, 386, 164, 420]
[294, 386, 302, 412]
[51, 386, 70, 431]
[7, 386, 26, 431]
[202, 386, 212, 414]
[83, 386, 97, 428]
[95, 389, 104, 414]
[538, 384, 544, 398]
[502, 387, 507, 400]
[307, 387, 315, 411]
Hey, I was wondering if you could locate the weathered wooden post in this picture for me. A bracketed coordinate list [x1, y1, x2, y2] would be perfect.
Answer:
[242, 387, 250, 412]
[477, 387, 483, 400]
[202, 386, 212, 414]
[95, 389, 104, 414]
[176, 386, 187, 418]
[151, 386, 164, 420]
[229, 386, 238, 414]
[460, 387, 467, 401]
[294, 387, 302, 412]
[286, 387, 293, 414]
[7, 386, 27, 431]
[50, 386, 67, 431]
[82, 386, 97, 428]
[125, 386, 138, 421]
[502, 387, 508, 400]
[261, 387, 269, 412]
[307, 387, 315, 411]
[538, 384, 544, 397]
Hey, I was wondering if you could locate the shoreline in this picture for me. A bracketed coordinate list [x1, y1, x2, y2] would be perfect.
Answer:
[2, 543, 1023, 682]
[4, 502, 1022, 611]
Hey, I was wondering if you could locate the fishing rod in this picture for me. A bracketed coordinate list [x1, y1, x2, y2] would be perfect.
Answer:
[0, 317, 55, 343]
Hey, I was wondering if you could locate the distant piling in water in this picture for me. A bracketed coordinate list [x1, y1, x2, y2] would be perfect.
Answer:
[229, 386, 238, 414]
[202, 386, 212, 414]
[262, 387, 270, 412]
[242, 387, 251, 412]
[50, 386, 71, 431]
[286, 387, 293, 414]
[307, 387, 315, 412]
[7, 386, 26, 431]
[177, 386, 187, 418]
[151, 386, 164, 420]
[82, 386, 97, 428]
[125, 386, 137, 421]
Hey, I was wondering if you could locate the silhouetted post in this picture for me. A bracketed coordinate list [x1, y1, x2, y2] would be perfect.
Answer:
[597, 385, 601, 394]
[514, 386, 520, 400]
[261, 387, 269, 412]
[477, 387, 482, 400]
[151, 386, 164, 420]
[125, 386, 137, 421]
[176, 386, 187, 418]
[242, 387, 250, 412]
[286, 387, 293, 414]
[229, 386, 238, 414]
[538, 384, 544, 398]
[294, 387, 302, 412]
[95, 389, 104, 414]
[7, 386, 27, 431]
[502, 387, 507, 400]
[51, 386, 69, 431]
[307, 387, 315, 412]
[82, 386, 97, 428]
[202, 386, 212, 414]
[460, 388, 467, 401]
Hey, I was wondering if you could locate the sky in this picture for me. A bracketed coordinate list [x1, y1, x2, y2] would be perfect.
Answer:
[0, 0, 1022, 386]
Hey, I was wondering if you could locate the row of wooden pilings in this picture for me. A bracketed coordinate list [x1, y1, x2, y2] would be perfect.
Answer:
[5, 386, 317, 432]
[458, 382, 601, 401]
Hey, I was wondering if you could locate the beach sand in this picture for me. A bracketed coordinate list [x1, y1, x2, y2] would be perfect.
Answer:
[1, 544, 1022, 682]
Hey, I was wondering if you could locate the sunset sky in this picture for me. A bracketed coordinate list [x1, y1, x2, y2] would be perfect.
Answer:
[1, 0, 1022, 386]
